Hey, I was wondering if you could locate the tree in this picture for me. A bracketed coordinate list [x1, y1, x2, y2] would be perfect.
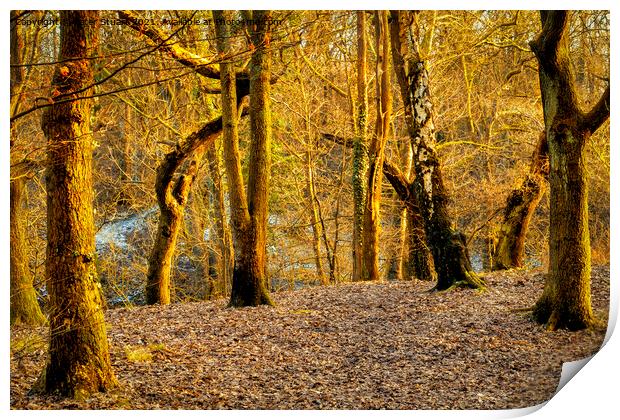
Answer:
[33, 11, 117, 397]
[390, 11, 484, 291]
[351, 11, 369, 281]
[492, 132, 548, 270]
[10, 11, 46, 326]
[360, 11, 392, 280]
[215, 10, 274, 307]
[529, 11, 610, 330]
[145, 119, 226, 304]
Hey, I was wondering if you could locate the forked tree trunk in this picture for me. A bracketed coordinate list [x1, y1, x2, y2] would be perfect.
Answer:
[146, 155, 201, 304]
[529, 11, 609, 330]
[493, 133, 549, 270]
[34, 11, 117, 398]
[390, 10, 483, 291]
[215, 10, 273, 307]
[352, 10, 369, 281]
[382, 161, 435, 281]
[145, 117, 227, 304]
[361, 10, 392, 281]
[10, 11, 46, 327]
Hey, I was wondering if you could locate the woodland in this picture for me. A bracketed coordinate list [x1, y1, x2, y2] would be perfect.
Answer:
[9, 10, 610, 409]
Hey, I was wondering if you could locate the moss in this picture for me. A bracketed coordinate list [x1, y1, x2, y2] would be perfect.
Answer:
[124, 345, 153, 363]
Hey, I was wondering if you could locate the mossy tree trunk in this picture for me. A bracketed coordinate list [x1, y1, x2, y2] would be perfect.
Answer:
[390, 10, 483, 291]
[529, 11, 610, 331]
[352, 10, 369, 281]
[215, 11, 274, 307]
[10, 11, 46, 327]
[10, 175, 46, 326]
[493, 133, 549, 270]
[35, 11, 117, 398]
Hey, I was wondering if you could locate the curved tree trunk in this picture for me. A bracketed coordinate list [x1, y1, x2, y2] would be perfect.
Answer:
[390, 10, 483, 291]
[34, 11, 117, 398]
[529, 11, 609, 330]
[493, 133, 549, 270]
[146, 155, 202, 305]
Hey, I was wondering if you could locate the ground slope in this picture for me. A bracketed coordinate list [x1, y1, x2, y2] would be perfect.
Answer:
[10, 266, 609, 409]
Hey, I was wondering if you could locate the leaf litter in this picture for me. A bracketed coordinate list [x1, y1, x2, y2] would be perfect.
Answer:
[10, 265, 609, 409]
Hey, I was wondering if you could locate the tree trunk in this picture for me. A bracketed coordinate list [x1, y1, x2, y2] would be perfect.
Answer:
[215, 10, 274, 307]
[206, 142, 234, 298]
[390, 10, 484, 291]
[34, 11, 117, 398]
[404, 205, 436, 281]
[10, 11, 46, 327]
[382, 160, 435, 281]
[146, 155, 201, 304]
[352, 10, 369, 281]
[529, 11, 609, 330]
[387, 201, 406, 280]
[10, 176, 46, 326]
[361, 10, 392, 281]
[493, 133, 549, 270]
[305, 152, 328, 285]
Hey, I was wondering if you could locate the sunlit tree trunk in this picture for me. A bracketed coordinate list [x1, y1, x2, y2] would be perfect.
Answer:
[493, 133, 548, 270]
[34, 11, 117, 398]
[361, 10, 392, 281]
[530, 11, 609, 330]
[10, 175, 46, 326]
[206, 142, 234, 297]
[305, 151, 328, 285]
[10, 11, 46, 326]
[390, 10, 483, 291]
[215, 10, 274, 307]
[352, 10, 369, 281]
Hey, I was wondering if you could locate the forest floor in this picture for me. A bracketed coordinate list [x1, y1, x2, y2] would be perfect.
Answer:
[10, 265, 609, 410]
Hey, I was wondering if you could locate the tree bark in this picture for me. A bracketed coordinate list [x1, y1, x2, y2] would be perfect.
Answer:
[215, 10, 274, 307]
[323, 132, 435, 281]
[493, 132, 549, 270]
[305, 151, 328, 285]
[206, 142, 234, 298]
[382, 160, 435, 281]
[34, 11, 117, 398]
[361, 11, 392, 281]
[530, 11, 609, 330]
[390, 10, 483, 291]
[10, 11, 46, 326]
[352, 10, 369, 281]
[145, 118, 225, 305]
[10, 175, 46, 326]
